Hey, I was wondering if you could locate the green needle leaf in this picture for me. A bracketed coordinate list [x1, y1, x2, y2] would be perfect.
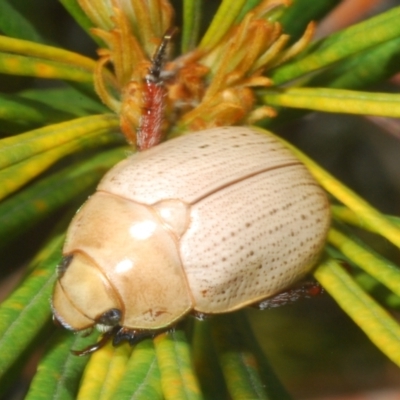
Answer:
[181, 0, 202, 53]
[59, 0, 100, 45]
[77, 341, 132, 400]
[25, 330, 100, 400]
[112, 340, 162, 400]
[199, 0, 247, 50]
[0, 52, 94, 82]
[154, 330, 202, 400]
[0, 232, 62, 378]
[307, 36, 400, 90]
[18, 86, 107, 115]
[191, 320, 228, 399]
[279, 0, 340, 41]
[211, 314, 271, 400]
[262, 88, 400, 117]
[314, 258, 400, 367]
[328, 228, 400, 299]
[0, 113, 119, 170]
[0, 35, 97, 71]
[0, 129, 123, 201]
[332, 205, 400, 232]
[0, 1, 44, 42]
[271, 6, 400, 84]
[0, 147, 126, 247]
[0, 87, 108, 133]
[0, 92, 74, 128]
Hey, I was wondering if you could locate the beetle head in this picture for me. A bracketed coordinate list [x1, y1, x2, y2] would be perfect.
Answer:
[52, 252, 122, 332]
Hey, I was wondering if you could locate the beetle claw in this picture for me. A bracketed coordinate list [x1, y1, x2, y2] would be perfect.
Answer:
[71, 326, 120, 356]
[71, 324, 179, 356]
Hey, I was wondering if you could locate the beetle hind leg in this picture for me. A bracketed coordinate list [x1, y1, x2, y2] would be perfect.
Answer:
[253, 280, 324, 310]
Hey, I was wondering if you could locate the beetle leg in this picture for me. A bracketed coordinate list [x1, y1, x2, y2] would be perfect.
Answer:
[112, 326, 174, 346]
[71, 326, 120, 356]
[70, 309, 122, 356]
[254, 281, 324, 310]
[79, 327, 94, 338]
[96, 308, 122, 328]
[191, 310, 209, 321]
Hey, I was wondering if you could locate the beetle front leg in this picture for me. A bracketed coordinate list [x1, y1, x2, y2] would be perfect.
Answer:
[254, 280, 324, 310]
[112, 326, 175, 346]
[71, 326, 121, 356]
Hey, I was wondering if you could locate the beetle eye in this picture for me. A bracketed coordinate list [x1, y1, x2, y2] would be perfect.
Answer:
[96, 308, 122, 327]
[56, 255, 74, 278]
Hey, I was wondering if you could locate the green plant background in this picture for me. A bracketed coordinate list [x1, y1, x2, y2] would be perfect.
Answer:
[1, 0, 400, 399]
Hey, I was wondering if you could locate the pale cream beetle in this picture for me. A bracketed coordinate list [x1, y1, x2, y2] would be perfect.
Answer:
[52, 126, 330, 354]
[51, 29, 330, 355]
